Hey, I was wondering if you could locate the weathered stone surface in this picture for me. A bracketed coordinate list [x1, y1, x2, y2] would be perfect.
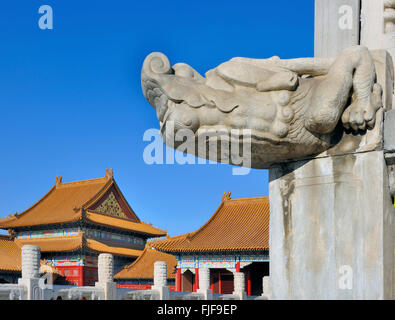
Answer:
[98, 253, 113, 283]
[361, 0, 395, 106]
[314, 0, 360, 58]
[269, 150, 395, 299]
[261, 276, 271, 300]
[21, 245, 40, 280]
[198, 268, 210, 291]
[142, 46, 383, 168]
[95, 253, 116, 300]
[153, 261, 167, 287]
[385, 110, 395, 151]
[232, 272, 246, 300]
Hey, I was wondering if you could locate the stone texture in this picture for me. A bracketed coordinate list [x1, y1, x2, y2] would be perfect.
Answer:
[361, 0, 395, 106]
[233, 272, 245, 293]
[197, 268, 213, 300]
[261, 276, 271, 300]
[153, 261, 167, 287]
[98, 253, 113, 283]
[232, 272, 246, 300]
[19, 245, 43, 300]
[152, 261, 170, 300]
[21, 245, 40, 280]
[198, 268, 210, 291]
[314, 0, 360, 58]
[269, 150, 395, 299]
[385, 110, 395, 151]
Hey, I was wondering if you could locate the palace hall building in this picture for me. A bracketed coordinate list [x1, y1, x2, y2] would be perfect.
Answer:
[151, 192, 270, 296]
[0, 169, 166, 286]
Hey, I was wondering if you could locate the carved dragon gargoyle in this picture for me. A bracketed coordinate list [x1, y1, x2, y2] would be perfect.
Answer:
[141, 46, 383, 168]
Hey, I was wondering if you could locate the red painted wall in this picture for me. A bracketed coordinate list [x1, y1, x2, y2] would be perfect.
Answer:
[54, 266, 98, 286]
[117, 284, 176, 291]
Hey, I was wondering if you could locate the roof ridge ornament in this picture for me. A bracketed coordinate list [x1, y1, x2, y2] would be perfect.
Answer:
[222, 191, 231, 201]
[55, 176, 62, 186]
[105, 168, 113, 180]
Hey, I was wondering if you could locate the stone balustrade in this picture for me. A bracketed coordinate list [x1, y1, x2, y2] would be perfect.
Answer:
[0, 246, 268, 300]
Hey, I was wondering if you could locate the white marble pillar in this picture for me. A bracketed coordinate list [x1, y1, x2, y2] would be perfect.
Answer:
[197, 267, 213, 300]
[18, 245, 43, 300]
[359, 0, 395, 105]
[21, 245, 40, 279]
[232, 272, 246, 300]
[261, 276, 271, 300]
[98, 253, 113, 283]
[152, 261, 169, 300]
[95, 253, 116, 300]
[314, 0, 360, 58]
[198, 268, 210, 290]
[153, 261, 167, 287]
[269, 151, 395, 299]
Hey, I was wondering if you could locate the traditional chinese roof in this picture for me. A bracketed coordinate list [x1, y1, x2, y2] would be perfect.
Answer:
[151, 193, 270, 253]
[0, 169, 166, 238]
[14, 234, 143, 258]
[0, 235, 21, 272]
[0, 235, 61, 273]
[114, 246, 177, 280]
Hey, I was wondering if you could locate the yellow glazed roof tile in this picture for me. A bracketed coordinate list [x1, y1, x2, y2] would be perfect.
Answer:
[114, 246, 177, 279]
[151, 195, 270, 253]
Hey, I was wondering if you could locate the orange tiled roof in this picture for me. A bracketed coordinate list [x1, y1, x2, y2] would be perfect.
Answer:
[85, 211, 166, 237]
[0, 235, 80, 273]
[0, 235, 21, 272]
[151, 195, 270, 253]
[0, 170, 166, 238]
[114, 246, 177, 280]
[85, 238, 142, 258]
[14, 235, 84, 253]
[0, 177, 109, 228]
[14, 234, 143, 258]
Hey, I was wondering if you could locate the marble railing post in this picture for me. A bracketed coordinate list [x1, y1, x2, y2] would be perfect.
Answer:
[95, 253, 117, 300]
[232, 272, 246, 300]
[197, 267, 213, 300]
[18, 245, 43, 300]
[152, 261, 169, 300]
[21, 245, 40, 279]
[98, 253, 114, 283]
[261, 276, 271, 300]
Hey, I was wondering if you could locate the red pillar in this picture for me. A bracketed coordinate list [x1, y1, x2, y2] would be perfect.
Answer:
[176, 268, 182, 292]
[79, 266, 84, 286]
[193, 268, 199, 292]
[236, 262, 240, 272]
[247, 270, 251, 296]
[219, 273, 222, 294]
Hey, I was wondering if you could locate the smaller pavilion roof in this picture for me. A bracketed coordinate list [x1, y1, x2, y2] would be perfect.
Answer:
[0, 235, 21, 272]
[0, 235, 65, 274]
[114, 246, 177, 280]
[151, 193, 270, 253]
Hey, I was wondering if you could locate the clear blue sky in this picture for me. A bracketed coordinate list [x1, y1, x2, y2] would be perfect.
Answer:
[0, 0, 314, 236]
